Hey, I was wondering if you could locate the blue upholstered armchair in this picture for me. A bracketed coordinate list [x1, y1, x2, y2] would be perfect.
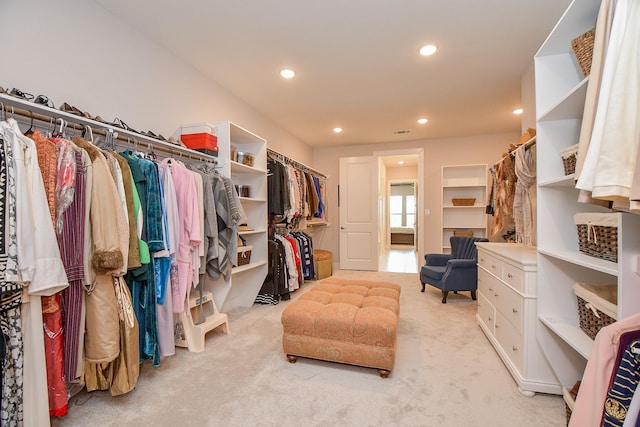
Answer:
[420, 236, 489, 303]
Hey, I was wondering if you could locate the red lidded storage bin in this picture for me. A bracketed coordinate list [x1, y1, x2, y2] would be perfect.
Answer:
[181, 133, 219, 156]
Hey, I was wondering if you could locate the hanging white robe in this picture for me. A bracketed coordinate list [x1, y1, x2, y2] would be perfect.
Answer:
[576, 0, 633, 198]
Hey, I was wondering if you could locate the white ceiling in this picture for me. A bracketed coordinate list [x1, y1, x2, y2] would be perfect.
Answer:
[94, 0, 572, 148]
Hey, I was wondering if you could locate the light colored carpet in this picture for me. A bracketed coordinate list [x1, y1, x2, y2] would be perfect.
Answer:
[51, 270, 565, 426]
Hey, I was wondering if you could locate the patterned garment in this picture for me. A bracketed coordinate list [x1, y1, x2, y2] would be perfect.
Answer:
[59, 150, 86, 382]
[0, 130, 24, 426]
[602, 340, 640, 426]
[32, 130, 67, 417]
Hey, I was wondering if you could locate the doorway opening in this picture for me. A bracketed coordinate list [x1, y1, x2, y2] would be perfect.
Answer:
[338, 149, 424, 274]
[377, 151, 422, 274]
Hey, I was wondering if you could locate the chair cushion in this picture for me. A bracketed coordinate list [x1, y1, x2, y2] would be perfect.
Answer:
[421, 265, 446, 281]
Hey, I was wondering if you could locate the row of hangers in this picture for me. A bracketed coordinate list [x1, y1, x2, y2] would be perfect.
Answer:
[0, 97, 217, 166]
[493, 136, 537, 168]
[267, 147, 327, 179]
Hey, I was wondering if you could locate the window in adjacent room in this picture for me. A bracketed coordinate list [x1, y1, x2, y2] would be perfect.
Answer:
[390, 183, 416, 228]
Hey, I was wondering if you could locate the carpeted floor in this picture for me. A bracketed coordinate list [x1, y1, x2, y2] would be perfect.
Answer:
[51, 270, 565, 426]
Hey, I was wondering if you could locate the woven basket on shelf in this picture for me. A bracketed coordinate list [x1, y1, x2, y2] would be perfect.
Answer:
[560, 144, 579, 176]
[563, 384, 579, 426]
[453, 230, 474, 237]
[573, 283, 617, 340]
[237, 246, 253, 266]
[571, 28, 595, 77]
[574, 213, 618, 263]
[451, 198, 476, 206]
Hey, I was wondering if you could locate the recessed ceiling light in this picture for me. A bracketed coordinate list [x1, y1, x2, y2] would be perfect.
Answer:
[419, 44, 438, 56]
[333, 127, 343, 133]
[280, 69, 295, 79]
[512, 108, 523, 115]
[417, 118, 428, 124]
[398, 161, 405, 165]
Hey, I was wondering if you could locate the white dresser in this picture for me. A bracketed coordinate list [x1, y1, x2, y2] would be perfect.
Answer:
[476, 243, 560, 396]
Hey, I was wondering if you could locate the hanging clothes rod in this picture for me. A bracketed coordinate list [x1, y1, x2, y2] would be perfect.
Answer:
[0, 93, 217, 163]
[494, 136, 536, 167]
[267, 147, 327, 178]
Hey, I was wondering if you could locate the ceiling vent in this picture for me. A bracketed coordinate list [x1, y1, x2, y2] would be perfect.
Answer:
[393, 129, 411, 135]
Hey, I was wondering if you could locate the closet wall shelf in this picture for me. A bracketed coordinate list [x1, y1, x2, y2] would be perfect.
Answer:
[537, 79, 588, 122]
[239, 197, 266, 203]
[307, 220, 330, 228]
[538, 317, 592, 359]
[0, 93, 218, 163]
[538, 175, 576, 188]
[538, 249, 618, 276]
[535, 0, 640, 388]
[231, 160, 267, 174]
[232, 260, 267, 275]
[239, 229, 266, 235]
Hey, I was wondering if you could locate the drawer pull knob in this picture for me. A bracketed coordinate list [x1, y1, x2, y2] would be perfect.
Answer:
[507, 273, 513, 279]
[480, 258, 485, 262]
[494, 293, 499, 297]
[492, 264, 496, 269]
[512, 346, 518, 352]
[512, 308, 518, 313]
[488, 317, 492, 321]
[488, 287, 493, 292]
[495, 324, 499, 328]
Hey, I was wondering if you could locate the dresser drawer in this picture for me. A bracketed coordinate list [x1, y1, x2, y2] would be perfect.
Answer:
[477, 292, 495, 334]
[495, 311, 524, 374]
[503, 262, 525, 293]
[478, 268, 496, 306]
[493, 280, 523, 334]
[478, 251, 501, 278]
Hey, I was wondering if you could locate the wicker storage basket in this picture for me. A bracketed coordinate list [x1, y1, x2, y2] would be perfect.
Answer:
[573, 283, 617, 340]
[571, 27, 595, 77]
[451, 198, 476, 206]
[574, 212, 618, 263]
[560, 144, 579, 176]
[563, 387, 576, 426]
[453, 230, 474, 237]
[237, 245, 253, 266]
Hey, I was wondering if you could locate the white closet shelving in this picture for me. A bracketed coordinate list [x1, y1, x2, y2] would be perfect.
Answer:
[206, 120, 268, 312]
[441, 164, 488, 253]
[534, 0, 640, 388]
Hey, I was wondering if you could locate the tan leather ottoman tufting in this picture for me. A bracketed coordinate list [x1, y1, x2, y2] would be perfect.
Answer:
[281, 277, 401, 377]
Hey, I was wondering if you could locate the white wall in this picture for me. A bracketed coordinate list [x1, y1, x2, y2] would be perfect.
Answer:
[386, 165, 418, 181]
[0, 0, 313, 164]
[520, 60, 537, 134]
[313, 132, 518, 261]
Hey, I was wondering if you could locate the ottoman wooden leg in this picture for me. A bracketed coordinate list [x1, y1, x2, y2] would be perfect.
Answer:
[378, 369, 390, 378]
[287, 355, 298, 363]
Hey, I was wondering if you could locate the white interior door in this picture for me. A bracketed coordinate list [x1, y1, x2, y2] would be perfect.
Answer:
[339, 156, 378, 271]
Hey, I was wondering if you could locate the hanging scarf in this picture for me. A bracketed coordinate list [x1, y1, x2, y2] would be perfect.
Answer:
[513, 145, 536, 245]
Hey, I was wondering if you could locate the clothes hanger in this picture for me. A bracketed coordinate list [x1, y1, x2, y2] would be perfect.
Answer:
[81, 124, 94, 143]
[25, 110, 35, 135]
[52, 118, 65, 138]
[146, 141, 157, 160]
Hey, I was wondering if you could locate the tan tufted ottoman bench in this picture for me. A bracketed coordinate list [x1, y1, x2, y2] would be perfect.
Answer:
[281, 277, 401, 377]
